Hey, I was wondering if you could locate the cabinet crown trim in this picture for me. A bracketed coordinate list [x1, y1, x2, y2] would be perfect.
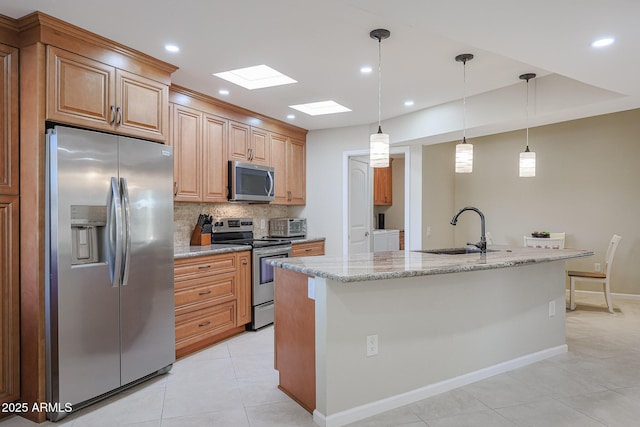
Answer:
[16, 11, 178, 75]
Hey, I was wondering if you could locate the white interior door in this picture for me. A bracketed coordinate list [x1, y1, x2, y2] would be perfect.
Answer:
[348, 157, 371, 254]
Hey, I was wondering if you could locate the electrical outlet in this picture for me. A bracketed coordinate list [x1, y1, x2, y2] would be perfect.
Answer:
[549, 300, 556, 317]
[260, 219, 266, 229]
[366, 334, 378, 357]
[426, 226, 432, 237]
[594, 263, 601, 272]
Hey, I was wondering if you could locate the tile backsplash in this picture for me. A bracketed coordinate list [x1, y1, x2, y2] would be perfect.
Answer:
[174, 202, 289, 246]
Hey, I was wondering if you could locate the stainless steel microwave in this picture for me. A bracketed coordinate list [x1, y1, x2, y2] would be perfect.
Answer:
[228, 161, 275, 202]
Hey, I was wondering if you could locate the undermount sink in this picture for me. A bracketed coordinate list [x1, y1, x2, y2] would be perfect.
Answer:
[415, 247, 499, 255]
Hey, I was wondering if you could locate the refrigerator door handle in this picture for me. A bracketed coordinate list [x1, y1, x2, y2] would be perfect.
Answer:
[120, 177, 132, 286]
[108, 177, 124, 286]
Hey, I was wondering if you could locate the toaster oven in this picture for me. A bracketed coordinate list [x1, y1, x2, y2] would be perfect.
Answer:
[269, 218, 307, 237]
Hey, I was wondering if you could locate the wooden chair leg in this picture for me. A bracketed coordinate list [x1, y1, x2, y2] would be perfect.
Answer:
[570, 277, 576, 310]
[603, 280, 614, 313]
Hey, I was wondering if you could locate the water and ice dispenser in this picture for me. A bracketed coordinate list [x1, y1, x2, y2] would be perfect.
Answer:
[70, 205, 107, 265]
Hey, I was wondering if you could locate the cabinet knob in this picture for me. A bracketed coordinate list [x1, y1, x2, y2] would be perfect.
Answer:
[242, 260, 248, 265]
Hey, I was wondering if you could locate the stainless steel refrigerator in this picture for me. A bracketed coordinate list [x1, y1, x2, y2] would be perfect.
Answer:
[45, 125, 175, 421]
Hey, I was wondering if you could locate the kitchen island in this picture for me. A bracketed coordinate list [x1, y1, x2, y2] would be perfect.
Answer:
[269, 246, 592, 427]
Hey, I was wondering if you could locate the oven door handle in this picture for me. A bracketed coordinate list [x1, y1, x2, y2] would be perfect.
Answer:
[253, 245, 292, 257]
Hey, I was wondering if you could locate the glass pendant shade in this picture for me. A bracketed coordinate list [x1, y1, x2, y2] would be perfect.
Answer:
[370, 128, 390, 168]
[455, 138, 473, 173]
[519, 148, 536, 177]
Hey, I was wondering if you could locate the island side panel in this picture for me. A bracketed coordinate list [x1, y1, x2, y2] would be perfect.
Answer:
[318, 261, 567, 417]
[274, 268, 316, 413]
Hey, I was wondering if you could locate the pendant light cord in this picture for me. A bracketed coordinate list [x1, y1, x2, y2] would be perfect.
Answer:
[377, 37, 382, 131]
[462, 60, 467, 141]
[526, 77, 530, 150]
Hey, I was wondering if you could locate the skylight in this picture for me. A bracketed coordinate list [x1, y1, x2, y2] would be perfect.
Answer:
[289, 101, 352, 116]
[213, 65, 297, 90]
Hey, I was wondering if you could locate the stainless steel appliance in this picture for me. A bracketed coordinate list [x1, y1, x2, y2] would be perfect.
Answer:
[45, 125, 175, 421]
[211, 218, 291, 329]
[228, 161, 275, 202]
[269, 217, 307, 237]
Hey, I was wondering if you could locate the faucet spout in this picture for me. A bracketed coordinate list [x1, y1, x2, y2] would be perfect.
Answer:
[450, 206, 487, 253]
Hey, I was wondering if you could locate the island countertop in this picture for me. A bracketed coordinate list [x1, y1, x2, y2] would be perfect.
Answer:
[268, 245, 593, 283]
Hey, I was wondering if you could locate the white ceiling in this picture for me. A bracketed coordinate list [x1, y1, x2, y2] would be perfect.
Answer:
[3, 0, 640, 134]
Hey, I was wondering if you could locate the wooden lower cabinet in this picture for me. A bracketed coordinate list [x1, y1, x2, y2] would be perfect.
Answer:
[292, 240, 325, 257]
[274, 268, 315, 413]
[174, 251, 251, 358]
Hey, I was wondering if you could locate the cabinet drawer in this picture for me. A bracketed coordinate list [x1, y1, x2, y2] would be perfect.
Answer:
[175, 301, 236, 345]
[174, 252, 237, 280]
[292, 241, 325, 257]
[175, 271, 236, 314]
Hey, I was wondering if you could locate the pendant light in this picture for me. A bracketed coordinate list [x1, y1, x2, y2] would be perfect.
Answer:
[519, 73, 536, 177]
[369, 29, 391, 168]
[455, 53, 474, 173]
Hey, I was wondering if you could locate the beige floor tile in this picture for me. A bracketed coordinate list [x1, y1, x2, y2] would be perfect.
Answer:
[560, 390, 640, 426]
[344, 406, 424, 426]
[244, 401, 318, 427]
[160, 408, 249, 427]
[496, 398, 606, 426]
[407, 388, 489, 421]
[425, 409, 516, 427]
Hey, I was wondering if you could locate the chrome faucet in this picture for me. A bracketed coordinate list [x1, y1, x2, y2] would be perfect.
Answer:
[450, 206, 487, 254]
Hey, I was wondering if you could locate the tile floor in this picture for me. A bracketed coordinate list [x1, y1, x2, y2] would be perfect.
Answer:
[3, 292, 640, 427]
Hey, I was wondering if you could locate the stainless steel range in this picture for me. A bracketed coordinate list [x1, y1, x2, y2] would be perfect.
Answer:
[211, 218, 292, 330]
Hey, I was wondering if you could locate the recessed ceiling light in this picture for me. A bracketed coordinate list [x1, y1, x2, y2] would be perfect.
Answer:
[404, 100, 415, 107]
[218, 89, 229, 96]
[165, 44, 180, 53]
[360, 66, 373, 74]
[289, 101, 351, 116]
[591, 37, 615, 48]
[287, 114, 295, 120]
[213, 65, 297, 90]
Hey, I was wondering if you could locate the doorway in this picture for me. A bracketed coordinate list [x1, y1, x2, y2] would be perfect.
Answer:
[343, 147, 411, 256]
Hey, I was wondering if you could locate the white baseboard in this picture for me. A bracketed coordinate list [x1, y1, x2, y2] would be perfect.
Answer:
[312, 344, 567, 427]
[567, 289, 640, 300]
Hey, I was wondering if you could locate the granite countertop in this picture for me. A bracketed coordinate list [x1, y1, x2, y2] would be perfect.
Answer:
[174, 236, 326, 259]
[174, 244, 251, 259]
[268, 245, 594, 283]
[289, 236, 325, 244]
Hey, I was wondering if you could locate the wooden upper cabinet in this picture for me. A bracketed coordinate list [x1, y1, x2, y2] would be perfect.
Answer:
[202, 114, 228, 202]
[249, 127, 270, 165]
[115, 69, 168, 141]
[271, 133, 288, 204]
[0, 195, 19, 405]
[171, 102, 229, 203]
[228, 121, 270, 165]
[287, 138, 306, 205]
[373, 161, 393, 206]
[47, 46, 168, 142]
[0, 43, 18, 196]
[228, 121, 251, 162]
[172, 104, 202, 202]
[47, 46, 115, 132]
[270, 133, 306, 205]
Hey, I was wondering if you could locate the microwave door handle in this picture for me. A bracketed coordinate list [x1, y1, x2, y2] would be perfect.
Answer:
[267, 171, 274, 196]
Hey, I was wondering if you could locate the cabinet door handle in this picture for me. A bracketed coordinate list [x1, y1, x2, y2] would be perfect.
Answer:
[109, 105, 116, 125]
[198, 264, 211, 269]
[198, 321, 211, 328]
[198, 290, 212, 296]
[174, 181, 178, 196]
[248, 148, 253, 161]
[116, 106, 122, 126]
